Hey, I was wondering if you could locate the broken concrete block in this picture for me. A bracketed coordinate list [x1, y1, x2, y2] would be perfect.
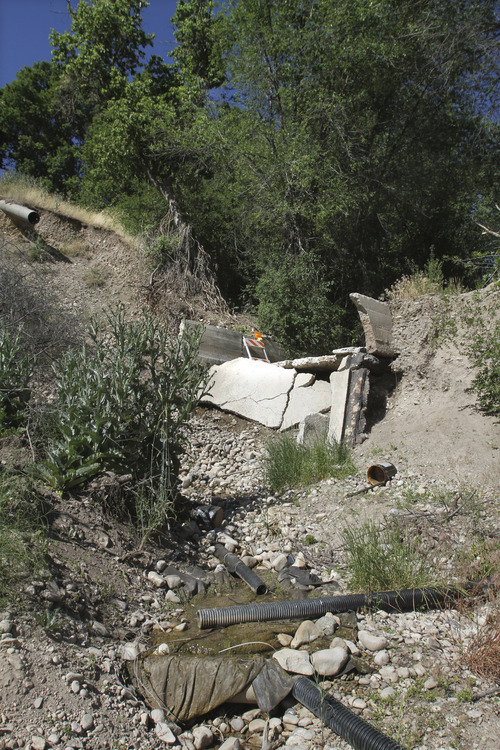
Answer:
[281, 378, 331, 431]
[328, 369, 351, 443]
[275, 353, 348, 371]
[343, 367, 370, 447]
[297, 413, 330, 446]
[349, 293, 395, 357]
[201, 358, 295, 429]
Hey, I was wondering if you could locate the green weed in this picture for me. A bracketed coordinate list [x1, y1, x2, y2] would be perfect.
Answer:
[0, 474, 49, 606]
[0, 324, 32, 434]
[263, 433, 355, 493]
[32, 306, 210, 534]
[342, 516, 435, 591]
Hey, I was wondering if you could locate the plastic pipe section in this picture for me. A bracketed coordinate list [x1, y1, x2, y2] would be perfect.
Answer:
[213, 543, 267, 595]
[197, 585, 469, 629]
[293, 676, 406, 750]
[0, 200, 40, 226]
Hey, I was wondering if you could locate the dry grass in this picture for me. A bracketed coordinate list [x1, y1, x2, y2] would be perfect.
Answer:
[0, 174, 138, 246]
[463, 623, 500, 682]
[385, 272, 464, 300]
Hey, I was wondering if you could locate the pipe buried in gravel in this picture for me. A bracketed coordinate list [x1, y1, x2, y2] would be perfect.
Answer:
[197, 585, 474, 629]
[292, 676, 406, 750]
[0, 200, 40, 226]
[213, 543, 267, 595]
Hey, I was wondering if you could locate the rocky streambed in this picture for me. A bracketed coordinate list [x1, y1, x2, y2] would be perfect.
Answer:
[1, 409, 499, 750]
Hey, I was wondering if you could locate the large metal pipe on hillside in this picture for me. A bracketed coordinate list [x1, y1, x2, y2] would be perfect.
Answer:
[0, 200, 40, 226]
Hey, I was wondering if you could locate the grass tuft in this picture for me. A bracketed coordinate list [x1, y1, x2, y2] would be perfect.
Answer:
[342, 517, 435, 591]
[263, 433, 355, 493]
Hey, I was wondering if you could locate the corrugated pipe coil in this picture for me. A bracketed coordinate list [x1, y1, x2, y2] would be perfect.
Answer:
[292, 676, 406, 750]
[213, 543, 267, 595]
[197, 585, 471, 629]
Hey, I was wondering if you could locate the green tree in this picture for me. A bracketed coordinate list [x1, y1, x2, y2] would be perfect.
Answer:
[172, 0, 226, 90]
[195, 0, 499, 350]
[0, 61, 81, 195]
[50, 0, 154, 118]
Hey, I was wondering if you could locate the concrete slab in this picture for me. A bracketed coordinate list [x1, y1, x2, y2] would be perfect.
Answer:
[349, 294, 396, 357]
[328, 369, 351, 443]
[297, 413, 330, 446]
[201, 358, 295, 428]
[281, 379, 331, 431]
[181, 321, 287, 366]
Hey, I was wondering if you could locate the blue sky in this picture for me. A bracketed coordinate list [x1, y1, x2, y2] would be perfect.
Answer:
[0, 0, 179, 88]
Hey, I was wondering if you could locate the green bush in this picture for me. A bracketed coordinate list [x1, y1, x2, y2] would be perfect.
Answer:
[263, 433, 355, 493]
[0, 325, 31, 434]
[342, 517, 433, 592]
[34, 307, 210, 529]
[435, 289, 500, 416]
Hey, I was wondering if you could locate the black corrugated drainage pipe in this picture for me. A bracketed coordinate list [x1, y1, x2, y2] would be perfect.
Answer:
[0, 200, 40, 226]
[197, 585, 471, 629]
[293, 676, 406, 750]
[213, 543, 267, 595]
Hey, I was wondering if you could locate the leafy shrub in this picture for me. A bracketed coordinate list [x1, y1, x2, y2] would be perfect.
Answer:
[467, 318, 500, 415]
[0, 325, 31, 434]
[263, 433, 355, 493]
[385, 254, 463, 301]
[34, 307, 210, 528]
[256, 254, 343, 355]
[435, 288, 500, 416]
[342, 517, 433, 592]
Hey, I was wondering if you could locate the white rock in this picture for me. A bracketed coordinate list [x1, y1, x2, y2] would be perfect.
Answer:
[156, 722, 178, 745]
[118, 644, 139, 661]
[315, 614, 336, 636]
[374, 650, 390, 666]
[148, 571, 166, 587]
[165, 590, 181, 603]
[151, 709, 166, 724]
[165, 575, 182, 589]
[273, 648, 314, 675]
[358, 630, 389, 652]
[379, 686, 395, 699]
[81, 713, 94, 731]
[311, 647, 349, 677]
[30, 737, 46, 750]
[192, 725, 214, 750]
[229, 718, 245, 732]
[424, 677, 439, 690]
[272, 553, 289, 572]
[248, 718, 267, 733]
[219, 739, 243, 750]
[291, 621, 321, 648]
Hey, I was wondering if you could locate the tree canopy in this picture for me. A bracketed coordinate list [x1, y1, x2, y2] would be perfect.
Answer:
[1, 0, 498, 352]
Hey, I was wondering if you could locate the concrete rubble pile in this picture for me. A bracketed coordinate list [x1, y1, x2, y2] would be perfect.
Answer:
[187, 293, 397, 446]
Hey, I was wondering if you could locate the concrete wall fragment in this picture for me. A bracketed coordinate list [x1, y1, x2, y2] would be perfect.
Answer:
[201, 358, 295, 428]
[281, 379, 331, 431]
[328, 369, 351, 443]
[297, 413, 330, 446]
[343, 367, 370, 446]
[181, 320, 287, 366]
[349, 293, 396, 357]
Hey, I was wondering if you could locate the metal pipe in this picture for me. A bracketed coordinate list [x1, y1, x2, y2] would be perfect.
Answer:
[292, 676, 406, 750]
[0, 200, 40, 226]
[213, 543, 267, 595]
[197, 585, 470, 629]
